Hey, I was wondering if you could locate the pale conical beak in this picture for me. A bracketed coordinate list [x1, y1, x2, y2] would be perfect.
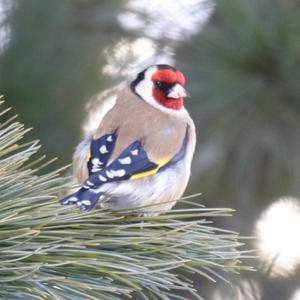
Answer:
[167, 83, 190, 99]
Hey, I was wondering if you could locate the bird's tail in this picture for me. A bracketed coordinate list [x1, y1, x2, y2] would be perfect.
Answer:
[60, 188, 104, 211]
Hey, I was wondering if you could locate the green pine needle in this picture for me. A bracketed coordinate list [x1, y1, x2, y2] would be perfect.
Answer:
[0, 101, 253, 300]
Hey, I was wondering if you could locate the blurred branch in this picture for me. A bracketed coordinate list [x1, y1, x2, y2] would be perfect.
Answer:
[178, 0, 300, 207]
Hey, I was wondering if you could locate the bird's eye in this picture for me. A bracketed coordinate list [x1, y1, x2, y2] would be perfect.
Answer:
[154, 81, 162, 88]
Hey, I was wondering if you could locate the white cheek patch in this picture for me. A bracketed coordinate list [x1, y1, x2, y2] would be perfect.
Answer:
[134, 66, 158, 105]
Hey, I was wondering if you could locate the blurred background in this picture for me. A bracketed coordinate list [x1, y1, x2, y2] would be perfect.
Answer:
[0, 0, 300, 299]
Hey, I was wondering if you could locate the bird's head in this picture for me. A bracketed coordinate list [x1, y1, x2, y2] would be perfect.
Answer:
[130, 64, 189, 112]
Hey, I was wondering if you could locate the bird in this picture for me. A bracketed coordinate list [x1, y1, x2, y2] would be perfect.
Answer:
[60, 64, 196, 215]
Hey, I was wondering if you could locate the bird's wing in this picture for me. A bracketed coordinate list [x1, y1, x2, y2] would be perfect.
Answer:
[87, 128, 188, 186]
[60, 129, 188, 210]
[86, 131, 118, 176]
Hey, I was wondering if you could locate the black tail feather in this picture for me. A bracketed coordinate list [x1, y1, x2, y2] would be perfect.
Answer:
[60, 188, 104, 211]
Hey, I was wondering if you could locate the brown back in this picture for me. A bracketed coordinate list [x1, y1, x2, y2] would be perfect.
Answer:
[94, 88, 189, 163]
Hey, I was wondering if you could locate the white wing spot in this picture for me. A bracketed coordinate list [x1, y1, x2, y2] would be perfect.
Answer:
[131, 149, 138, 156]
[106, 170, 114, 179]
[92, 158, 103, 165]
[112, 169, 126, 177]
[99, 175, 107, 182]
[82, 200, 91, 206]
[107, 135, 113, 142]
[118, 157, 132, 165]
[116, 169, 126, 177]
[100, 145, 109, 154]
[86, 180, 94, 186]
[106, 169, 126, 178]
[69, 197, 78, 203]
[92, 167, 102, 173]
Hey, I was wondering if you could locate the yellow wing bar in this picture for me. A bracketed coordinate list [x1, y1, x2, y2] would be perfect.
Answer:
[86, 151, 91, 161]
[130, 158, 170, 180]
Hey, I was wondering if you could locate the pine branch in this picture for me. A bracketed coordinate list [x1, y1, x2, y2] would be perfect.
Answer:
[0, 100, 252, 300]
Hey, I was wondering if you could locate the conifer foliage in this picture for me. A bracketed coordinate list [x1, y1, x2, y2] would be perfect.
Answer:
[0, 100, 250, 299]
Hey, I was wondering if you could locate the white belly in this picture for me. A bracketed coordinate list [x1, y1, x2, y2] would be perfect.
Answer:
[99, 155, 192, 215]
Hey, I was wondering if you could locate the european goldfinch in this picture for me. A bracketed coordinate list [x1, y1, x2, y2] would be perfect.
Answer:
[60, 64, 196, 215]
